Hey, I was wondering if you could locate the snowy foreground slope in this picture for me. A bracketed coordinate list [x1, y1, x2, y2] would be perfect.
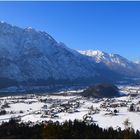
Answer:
[0, 21, 139, 92]
[0, 85, 140, 131]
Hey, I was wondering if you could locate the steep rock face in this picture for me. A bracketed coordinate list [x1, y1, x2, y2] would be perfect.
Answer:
[0, 22, 101, 88]
[0, 22, 137, 91]
[78, 50, 140, 77]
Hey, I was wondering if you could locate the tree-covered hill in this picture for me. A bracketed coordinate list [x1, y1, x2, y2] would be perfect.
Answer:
[81, 83, 120, 98]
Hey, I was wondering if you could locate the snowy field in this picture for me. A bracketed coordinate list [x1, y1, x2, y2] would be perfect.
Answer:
[0, 85, 140, 131]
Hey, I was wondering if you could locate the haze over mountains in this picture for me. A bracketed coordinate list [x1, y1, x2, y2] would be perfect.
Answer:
[0, 22, 139, 92]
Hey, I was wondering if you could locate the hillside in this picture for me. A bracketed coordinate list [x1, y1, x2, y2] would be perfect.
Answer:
[0, 22, 138, 92]
[81, 84, 120, 98]
[78, 50, 140, 77]
[0, 22, 122, 92]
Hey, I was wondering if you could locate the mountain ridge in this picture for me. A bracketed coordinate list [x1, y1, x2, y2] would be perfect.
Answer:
[0, 21, 138, 92]
[78, 50, 140, 77]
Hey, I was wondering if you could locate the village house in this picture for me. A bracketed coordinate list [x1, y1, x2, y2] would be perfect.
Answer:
[129, 103, 140, 112]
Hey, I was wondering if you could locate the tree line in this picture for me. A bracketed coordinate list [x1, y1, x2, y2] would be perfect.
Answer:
[0, 118, 139, 139]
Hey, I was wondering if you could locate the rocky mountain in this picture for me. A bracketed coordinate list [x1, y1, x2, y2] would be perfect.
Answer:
[78, 50, 140, 77]
[0, 22, 122, 92]
[0, 22, 138, 92]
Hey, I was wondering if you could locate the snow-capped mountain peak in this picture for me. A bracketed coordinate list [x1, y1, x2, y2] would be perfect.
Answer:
[78, 50, 106, 63]
[0, 22, 102, 88]
[78, 50, 104, 56]
[0, 21, 139, 92]
[134, 61, 140, 64]
[78, 50, 140, 77]
[78, 50, 128, 65]
[0, 21, 5, 24]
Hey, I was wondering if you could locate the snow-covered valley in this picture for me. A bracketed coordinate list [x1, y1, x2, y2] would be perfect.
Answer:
[0, 85, 140, 131]
[0, 21, 140, 132]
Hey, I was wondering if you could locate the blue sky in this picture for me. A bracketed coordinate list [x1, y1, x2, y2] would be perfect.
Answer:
[0, 1, 140, 61]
